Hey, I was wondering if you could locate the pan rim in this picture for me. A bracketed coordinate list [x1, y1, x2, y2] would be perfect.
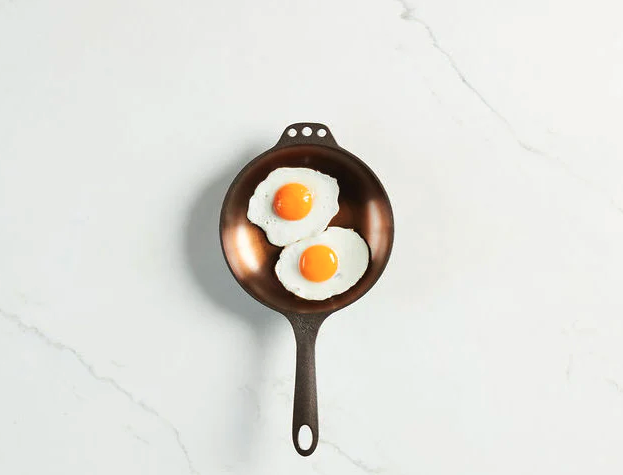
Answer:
[219, 142, 394, 317]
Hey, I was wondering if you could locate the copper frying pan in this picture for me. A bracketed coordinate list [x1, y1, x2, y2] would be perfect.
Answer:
[219, 123, 394, 456]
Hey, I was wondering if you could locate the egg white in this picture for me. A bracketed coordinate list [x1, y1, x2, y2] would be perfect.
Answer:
[275, 227, 370, 300]
[247, 167, 339, 246]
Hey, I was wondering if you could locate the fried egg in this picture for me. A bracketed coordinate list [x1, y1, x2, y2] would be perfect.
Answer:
[247, 167, 339, 246]
[275, 227, 369, 300]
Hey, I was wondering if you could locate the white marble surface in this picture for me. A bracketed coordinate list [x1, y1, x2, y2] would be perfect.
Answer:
[1, 0, 623, 473]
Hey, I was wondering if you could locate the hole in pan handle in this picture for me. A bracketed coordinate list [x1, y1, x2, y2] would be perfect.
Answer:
[275, 122, 339, 149]
[288, 313, 329, 456]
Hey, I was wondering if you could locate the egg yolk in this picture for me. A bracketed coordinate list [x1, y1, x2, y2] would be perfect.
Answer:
[273, 183, 313, 221]
[299, 245, 338, 282]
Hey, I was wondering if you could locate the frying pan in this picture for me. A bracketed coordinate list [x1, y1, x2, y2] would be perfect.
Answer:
[219, 123, 394, 456]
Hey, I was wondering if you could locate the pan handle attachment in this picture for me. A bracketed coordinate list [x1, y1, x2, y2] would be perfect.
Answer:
[274, 123, 339, 149]
[287, 314, 329, 456]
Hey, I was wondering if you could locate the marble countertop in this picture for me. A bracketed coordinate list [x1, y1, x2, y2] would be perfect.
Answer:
[1, 0, 622, 473]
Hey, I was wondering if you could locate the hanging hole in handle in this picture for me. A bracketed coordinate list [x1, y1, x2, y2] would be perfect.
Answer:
[287, 128, 298, 137]
[317, 128, 327, 137]
[297, 425, 313, 450]
[302, 126, 312, 137]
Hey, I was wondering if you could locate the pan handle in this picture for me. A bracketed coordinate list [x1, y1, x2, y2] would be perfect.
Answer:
[287, 314, 329, 456]
[274, 123, 339, 149]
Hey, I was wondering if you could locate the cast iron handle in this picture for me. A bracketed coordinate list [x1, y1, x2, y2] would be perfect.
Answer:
[275, 122, 339, 148]
[287, 314, 329, 456]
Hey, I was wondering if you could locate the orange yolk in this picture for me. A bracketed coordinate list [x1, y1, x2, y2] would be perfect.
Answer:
[299, 245, 338, 282]
[273, 183, 313, 221]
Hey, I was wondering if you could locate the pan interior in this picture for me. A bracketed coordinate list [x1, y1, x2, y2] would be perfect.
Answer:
[220, 145, 393, 316]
